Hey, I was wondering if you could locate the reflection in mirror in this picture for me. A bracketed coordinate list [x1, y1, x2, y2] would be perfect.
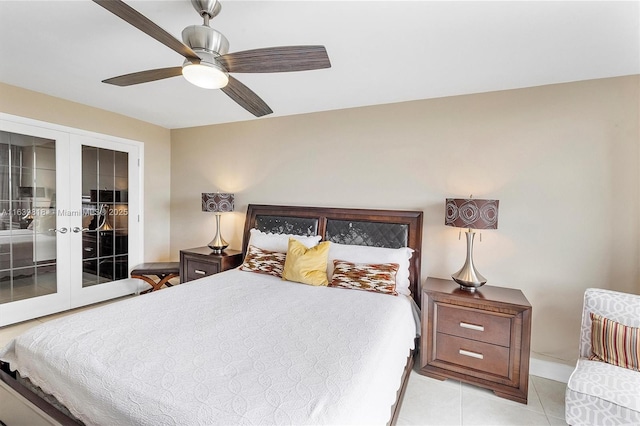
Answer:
[81, 146, 128, 287]
[0, 131, 58, 304]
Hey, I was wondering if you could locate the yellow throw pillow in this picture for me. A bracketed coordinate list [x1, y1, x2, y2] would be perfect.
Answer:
[282, 238, 331, 286]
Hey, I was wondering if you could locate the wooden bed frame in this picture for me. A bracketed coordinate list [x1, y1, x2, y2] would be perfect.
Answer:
[243, 204, 423, 305]
[1, 204, 424, 426]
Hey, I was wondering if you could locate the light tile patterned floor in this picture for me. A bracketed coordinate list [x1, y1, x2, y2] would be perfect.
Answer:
[1, 298, 568, 426]
[398, 367, 568, 425]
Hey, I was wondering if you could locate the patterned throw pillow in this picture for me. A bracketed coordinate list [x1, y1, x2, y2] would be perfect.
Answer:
[590, 312, 640, 372]
[326, 243, 414, 297]
[329, 260, 399, 296]
[240, 245, 286, 278]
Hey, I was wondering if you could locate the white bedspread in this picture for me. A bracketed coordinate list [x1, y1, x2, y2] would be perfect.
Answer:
[0, 269, 418, 425]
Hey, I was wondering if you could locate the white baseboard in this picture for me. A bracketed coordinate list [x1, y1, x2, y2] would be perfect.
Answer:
[529, 356, 575, 383]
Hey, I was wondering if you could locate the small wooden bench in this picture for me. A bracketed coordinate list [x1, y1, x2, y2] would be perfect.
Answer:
[130, 262, 180, 294]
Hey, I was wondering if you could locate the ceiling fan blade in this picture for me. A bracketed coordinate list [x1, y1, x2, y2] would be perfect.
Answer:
[217, 46, 331, 73]
[103, 67, 183, 86]
[221, 76, 273, 117]
[93, 0, 200, 62]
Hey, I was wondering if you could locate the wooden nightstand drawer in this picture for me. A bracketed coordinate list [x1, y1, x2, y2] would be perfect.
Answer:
[436, 304, 512, 347]
[435, 333, 510, 378]
[185, 259, 219, 281]
[179, 248, 243, 284]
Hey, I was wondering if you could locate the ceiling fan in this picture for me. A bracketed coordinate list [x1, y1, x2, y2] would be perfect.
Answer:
[93, 0, 331, 117]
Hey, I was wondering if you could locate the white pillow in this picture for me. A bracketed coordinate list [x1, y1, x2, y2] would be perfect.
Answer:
[247, 228, 322, 253]
[327, 243, 414, 297]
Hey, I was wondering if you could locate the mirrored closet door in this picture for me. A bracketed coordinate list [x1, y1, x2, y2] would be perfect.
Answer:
[0, 125, 70, 325]
[69, 134, 141, 308]
[0, 117, 141, 326]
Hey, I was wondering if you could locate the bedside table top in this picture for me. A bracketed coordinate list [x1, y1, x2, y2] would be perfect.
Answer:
[180, 247, 243, 257]
[424, 277, 531, 308]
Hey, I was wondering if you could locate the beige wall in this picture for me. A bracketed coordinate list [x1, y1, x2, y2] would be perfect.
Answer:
[171, 76, 640, 365]
[0, 83, 172, 261]
[5, 74, 636, 366]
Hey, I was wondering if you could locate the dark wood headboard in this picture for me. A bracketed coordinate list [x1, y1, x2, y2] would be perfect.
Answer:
[242, 204, 423, 303]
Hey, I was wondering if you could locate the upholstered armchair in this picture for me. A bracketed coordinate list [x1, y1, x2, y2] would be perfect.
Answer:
[565, 288, 640, 425]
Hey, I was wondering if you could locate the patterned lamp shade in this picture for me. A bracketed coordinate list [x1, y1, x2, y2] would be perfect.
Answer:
[202, 193, 234, 213]
[445, 198, 499, 230]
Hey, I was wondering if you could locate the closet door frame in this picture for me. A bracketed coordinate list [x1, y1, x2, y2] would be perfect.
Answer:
[0, 113, 145, 325]
[0, 119, 71, 325]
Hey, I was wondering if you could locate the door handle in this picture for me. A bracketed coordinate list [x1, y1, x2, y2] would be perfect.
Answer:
[49, 227, 68, 234]
[72, 227, 90, 233]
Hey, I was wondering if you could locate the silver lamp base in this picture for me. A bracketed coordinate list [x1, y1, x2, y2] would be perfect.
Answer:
[451, 230, 487, 292]
[207, 214, 228, 254]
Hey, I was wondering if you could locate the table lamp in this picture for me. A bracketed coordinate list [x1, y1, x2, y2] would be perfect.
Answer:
[445, 197, 499, 291]
[202, 192, 234, 253]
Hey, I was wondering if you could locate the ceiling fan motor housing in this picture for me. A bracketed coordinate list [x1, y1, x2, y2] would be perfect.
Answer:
[182, 25, 229, 56]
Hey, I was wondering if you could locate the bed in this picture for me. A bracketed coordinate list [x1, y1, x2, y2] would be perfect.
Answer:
[0, 204, 423, 425]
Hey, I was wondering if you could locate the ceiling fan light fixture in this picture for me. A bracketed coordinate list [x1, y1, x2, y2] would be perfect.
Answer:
[94, 0, 330, 117]
[182, 61, 229, 89]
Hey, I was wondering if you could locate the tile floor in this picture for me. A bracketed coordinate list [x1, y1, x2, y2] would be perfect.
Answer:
[0, 298, 568, 426]
[397, 366, 567, 425]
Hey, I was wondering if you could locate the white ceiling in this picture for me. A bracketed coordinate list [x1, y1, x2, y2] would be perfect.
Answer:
[0, 1, 638, 129]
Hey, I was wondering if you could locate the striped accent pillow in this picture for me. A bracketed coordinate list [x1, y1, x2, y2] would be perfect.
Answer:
[590, 312, 640, 372]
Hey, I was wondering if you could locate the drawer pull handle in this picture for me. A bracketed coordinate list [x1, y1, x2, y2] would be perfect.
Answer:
[459, 349, 484, 360]
[460, 322, 484, 332]
[194, 269, 206, 275]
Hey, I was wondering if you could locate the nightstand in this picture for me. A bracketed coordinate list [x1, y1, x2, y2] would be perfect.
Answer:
[419, 277, 532, 404]
[179, 247, 243, 283]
